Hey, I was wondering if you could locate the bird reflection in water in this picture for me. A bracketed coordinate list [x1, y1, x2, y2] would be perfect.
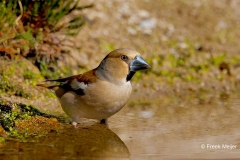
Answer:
[0, 123, 130, 160]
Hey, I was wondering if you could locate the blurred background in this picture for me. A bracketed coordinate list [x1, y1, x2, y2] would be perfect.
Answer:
[1, 0, 240, 159]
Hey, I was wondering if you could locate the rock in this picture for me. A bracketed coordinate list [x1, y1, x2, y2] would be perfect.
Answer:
[127, 27, 137, 35]
[139, 18, 157, 34]
[0, 126, 7, 137]
[138, 10, 150, 18]
[15, 116, 59, 135]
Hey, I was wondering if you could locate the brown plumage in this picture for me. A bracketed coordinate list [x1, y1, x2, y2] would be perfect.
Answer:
[37, 48, 150, 127]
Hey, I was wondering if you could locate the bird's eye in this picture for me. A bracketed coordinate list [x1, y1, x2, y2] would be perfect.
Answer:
[120, 55, 128, 61]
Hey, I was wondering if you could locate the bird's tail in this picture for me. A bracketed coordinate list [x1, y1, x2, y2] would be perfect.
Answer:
[36, 83, 59, 92]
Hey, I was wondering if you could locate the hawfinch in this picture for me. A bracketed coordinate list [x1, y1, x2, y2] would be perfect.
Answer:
[37, 48, 150, 127]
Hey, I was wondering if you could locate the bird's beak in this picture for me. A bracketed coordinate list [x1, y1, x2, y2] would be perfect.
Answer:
[130, 55, 151, 72]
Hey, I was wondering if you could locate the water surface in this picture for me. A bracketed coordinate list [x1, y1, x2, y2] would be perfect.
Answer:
[1, 93, 240, 159]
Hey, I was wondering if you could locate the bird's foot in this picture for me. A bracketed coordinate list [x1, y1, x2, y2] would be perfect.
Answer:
[72, 121, 79, 129]
[100, 118, 108, 124]
[100, 119, 109, 128]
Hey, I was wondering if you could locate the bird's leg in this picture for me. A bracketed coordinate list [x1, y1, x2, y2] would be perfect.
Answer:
[100, 118, 108, 124]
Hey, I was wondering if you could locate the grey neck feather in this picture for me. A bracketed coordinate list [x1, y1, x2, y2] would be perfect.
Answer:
[96, 59, 113, 82]
[96, 59, 129, 84]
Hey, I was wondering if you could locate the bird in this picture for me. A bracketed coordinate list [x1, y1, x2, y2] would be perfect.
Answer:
[37, 48, 150, 127]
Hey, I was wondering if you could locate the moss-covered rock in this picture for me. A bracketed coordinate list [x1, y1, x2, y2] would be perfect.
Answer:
[0, 99, 59, 137]
[0, 126, 7, 137]
[15, 116, 58, 136]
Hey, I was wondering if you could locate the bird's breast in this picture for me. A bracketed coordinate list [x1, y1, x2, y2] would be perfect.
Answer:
[84, 80, 132, 115]
[60, 80, 132, 120]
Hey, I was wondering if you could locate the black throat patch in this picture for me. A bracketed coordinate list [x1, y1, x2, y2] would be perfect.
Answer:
[126, 71, 136, 81]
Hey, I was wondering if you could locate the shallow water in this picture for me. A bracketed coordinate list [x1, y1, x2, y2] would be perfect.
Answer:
[1, 93, 240, 160]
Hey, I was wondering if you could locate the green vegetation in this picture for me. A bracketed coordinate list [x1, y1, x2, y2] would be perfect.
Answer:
[0, 0, 92, 56]
[0, 100, 35, 136]
[0, 0, 92, 79]
[128, 100, 153, 107]
[0, 0, 90, 137]
[101, 43, 116, 52]
[0, 78, 31, 98]
[0, 59, 46, 98]
[0, 99, 58, 138]
[0, 137, 5, 142]
[36, 57, 73, 80]
[144, 38, 239, 85]
[0, 65, 30, 98]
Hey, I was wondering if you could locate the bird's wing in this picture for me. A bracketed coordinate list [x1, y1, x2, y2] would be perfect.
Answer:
[37, 70, 97, 98]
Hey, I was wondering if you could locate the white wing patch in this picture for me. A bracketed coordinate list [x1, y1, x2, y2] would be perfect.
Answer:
[70, 79, 88, 90]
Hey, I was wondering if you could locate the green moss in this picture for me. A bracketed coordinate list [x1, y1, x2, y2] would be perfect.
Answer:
[0, 137, 5, 142]
[22, 69, 42, 85]
[0, 60, 47, 98]
[132, 72, 143, 82]
[0, 75, 31, 98]
[0, 100, 58, 138]
[0, 106, 32, 133]
[0, 1, 17, 42]
[101, 43, 116, 52]
[128, 100, 152, 107]
[167, 54, 186, 68]
[43, 91, 57, 98]
[189, 64, 209, 72]
[210, 53, 226, 66]
[38, 60, 73, 80]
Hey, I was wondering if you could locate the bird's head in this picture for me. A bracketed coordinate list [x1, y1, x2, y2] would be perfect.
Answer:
[96, 48, 151, 83]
